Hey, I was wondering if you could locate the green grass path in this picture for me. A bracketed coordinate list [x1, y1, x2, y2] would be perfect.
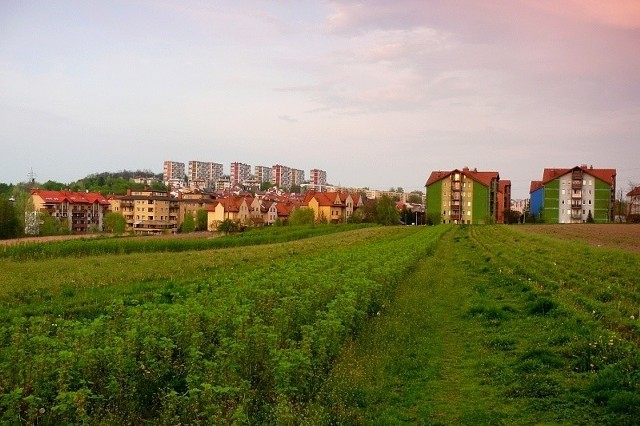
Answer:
[321, 227, 511, 424]
[319, 226, 635, 425]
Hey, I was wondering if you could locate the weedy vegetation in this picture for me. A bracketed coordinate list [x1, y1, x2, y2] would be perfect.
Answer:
[1, 224, 638, 424]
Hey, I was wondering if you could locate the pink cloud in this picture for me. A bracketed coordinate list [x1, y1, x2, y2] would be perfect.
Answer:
[530, 0, 640, 29]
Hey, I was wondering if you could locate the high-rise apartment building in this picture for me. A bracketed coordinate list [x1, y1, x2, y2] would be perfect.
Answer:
[271, 164, 292, 189]
[310, 169, 327, 190]
[188, 161, 223, 188]
[291, 168, 305, 186]
[254, 166, 272, 184]
[230, 162, 251, 186]
[163, 161, 185, 187]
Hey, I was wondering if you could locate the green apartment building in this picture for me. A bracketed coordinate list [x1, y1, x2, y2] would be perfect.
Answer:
[529, 165, 616, 224]
[425, 167, 502, 224]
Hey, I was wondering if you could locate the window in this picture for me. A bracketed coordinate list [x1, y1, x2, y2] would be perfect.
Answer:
[562, 189, 566, 195]
[589, 200, 592, 205]
[467, 201, 471, 207]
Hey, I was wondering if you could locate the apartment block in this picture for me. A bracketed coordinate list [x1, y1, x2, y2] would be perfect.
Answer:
[529, 165, 616, 223]
[425, 167, 501, 224]
[271, 164, 292, 189]
[291, 168, 305, 186]
[310, 169, 327, 190]
[109, 188, 180, 235]
[188, 161, 223, 188]
[255, 166, 272, 183]
[163, 161, 185, 188]
[230, 162, 251, 186]
[30, 189, 111, 234]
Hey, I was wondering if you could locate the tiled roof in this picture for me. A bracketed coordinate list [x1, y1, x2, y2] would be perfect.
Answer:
[426, 169, 499, 188]
[627, 186, 640, 197]
[32, 189, 109, 205]
[529, 181, 543, 193]
[542, 166, 616, 186]
[425, 171, 452, 187]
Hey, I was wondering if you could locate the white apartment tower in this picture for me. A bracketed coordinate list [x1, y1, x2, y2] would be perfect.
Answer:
[163, 161, 185, 187]
[310, 169, 327, 190]
[254, 166, 272, 183]
[271, 164, 292, 189]
[188, 161, 223, 188]
[230, 162, 251, 186]
[291, 168, 305, 186]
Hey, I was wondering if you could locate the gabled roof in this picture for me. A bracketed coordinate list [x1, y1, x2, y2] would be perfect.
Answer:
[425, 171, 452, 187]
[529, 181, 543, 194]
[276, 202, 295, 217]
[32, 189, 109, 205]
[425, 168, 499, 188]
[542, 166, 616, 186]
[627, 186, 640, 197]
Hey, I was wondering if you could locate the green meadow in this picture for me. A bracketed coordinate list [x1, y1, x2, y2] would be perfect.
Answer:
[1, 225, 638, 424]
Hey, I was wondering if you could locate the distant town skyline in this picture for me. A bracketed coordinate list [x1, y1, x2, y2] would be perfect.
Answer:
[2, 1, 639, 198]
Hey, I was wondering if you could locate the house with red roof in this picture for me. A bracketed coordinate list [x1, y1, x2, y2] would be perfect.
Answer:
[626, 186, 640, 217]
[425, 167, 502, 224]
[30, 189, 111, 233]
[528, 165, 616, 223]
[303, 191, 350, 223]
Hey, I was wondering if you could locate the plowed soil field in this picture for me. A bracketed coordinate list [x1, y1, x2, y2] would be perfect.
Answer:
[519, 224, 640, 253]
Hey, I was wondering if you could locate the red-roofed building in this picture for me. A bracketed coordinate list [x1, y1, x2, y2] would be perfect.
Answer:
[529, 165, 616, 223]
[627, 186, 640, 216]
[425, 167, 503, 224]
[303, 191, 349, 223]
[30, 189, 111, 234]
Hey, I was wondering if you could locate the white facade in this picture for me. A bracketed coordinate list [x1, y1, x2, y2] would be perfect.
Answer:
[271, 164, 292, 188]
[255, 166, 272, 183]
[189, 161, 223, 188]
[230, 162, 251, 186]
[558, 172, 596, 223]
[163, 161, 185, 185]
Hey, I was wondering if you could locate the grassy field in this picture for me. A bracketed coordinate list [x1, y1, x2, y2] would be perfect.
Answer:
[1, 224, 639, 424]
[319, 225, 640, 425]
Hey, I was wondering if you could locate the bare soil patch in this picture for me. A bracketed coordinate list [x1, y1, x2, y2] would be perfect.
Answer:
[518, 224, 640, 253]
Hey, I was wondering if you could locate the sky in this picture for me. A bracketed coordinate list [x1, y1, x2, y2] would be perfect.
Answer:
[1, 0, 639, 199]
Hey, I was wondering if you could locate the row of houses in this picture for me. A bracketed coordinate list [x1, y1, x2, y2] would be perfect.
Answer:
[29, 188, 365, 235]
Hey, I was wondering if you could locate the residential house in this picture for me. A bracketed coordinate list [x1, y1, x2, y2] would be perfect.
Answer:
[425, 167, 501, 224]
[528, 165, 616, 223]
[30, 189, 110, 233]
[205, 195, 253, 230]
[627, 186, 640, 216]
[109, 189, 180, 235]
[303, 191, 348, 223]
